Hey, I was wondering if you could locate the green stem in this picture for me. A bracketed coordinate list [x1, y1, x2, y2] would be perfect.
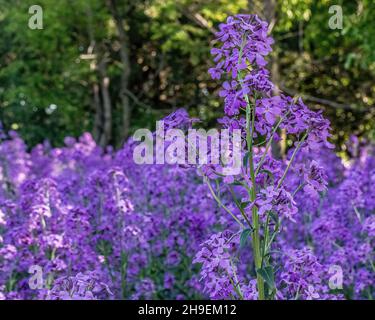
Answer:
[265, 220, 280, 255]
[228, 185, 253, 229]
[277, 131, 308, 190]
[204, 176, 244, 228]
[120, 252, 128, 299]
[228, 275, 243, 300]
[292, 182, 306, 197]
[255, 114, 288, 176]
[236, 35, 265, 299]
[228, 256, 244, 299]
[244, 93, 265, 300]
[262, 212, 271, 266]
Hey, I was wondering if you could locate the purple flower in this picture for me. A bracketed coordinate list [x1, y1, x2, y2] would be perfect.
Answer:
[256, 96, 285, 125]
[303, 160, 328, 197]
[46, 272, 112, 300]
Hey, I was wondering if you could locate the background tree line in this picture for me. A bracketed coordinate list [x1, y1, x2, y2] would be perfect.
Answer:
[0, 0, 374, 153]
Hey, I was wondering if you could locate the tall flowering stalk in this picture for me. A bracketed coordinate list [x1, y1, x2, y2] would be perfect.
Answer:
[197, 14, 332, 300]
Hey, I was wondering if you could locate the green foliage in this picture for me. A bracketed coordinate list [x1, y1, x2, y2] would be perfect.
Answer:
[0, 0, 95, 145]
[276, 0, 375, 149]
[0, 0, 373, 148]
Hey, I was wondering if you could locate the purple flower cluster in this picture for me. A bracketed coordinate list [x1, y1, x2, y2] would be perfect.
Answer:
[0, 129, 222, 300]
[210, 15, 274, 116]
[193, 14, 373, 300]
[46, 272, 112, 300]
[193, 231, 238, 299]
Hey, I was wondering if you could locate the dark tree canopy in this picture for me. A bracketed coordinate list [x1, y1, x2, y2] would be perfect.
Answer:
[0, 0, 374, 152]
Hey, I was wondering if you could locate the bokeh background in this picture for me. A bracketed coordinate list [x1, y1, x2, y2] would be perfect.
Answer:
[0, 0, 374, 152]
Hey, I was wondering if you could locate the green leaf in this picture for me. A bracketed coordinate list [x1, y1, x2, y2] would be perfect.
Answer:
[240, 201, 250, 210]
[259, 169, 274, 183]
[230, 181, 243, 186]
[240, 228, 252, 248]
[257, 266, 275, 290]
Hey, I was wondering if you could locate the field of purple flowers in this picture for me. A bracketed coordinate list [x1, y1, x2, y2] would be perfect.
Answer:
[0, 14, 373, 300]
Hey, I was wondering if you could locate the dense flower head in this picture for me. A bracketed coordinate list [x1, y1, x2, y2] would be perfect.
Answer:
[209, 14, 274, 80]
[250, 186, 297, 221]
[209, 14, 333, 161]
[193, 231, 239, 299]
[209, 14, 274, 117]
[303, 160, 328, 197]
[46, 272, 112, 300]
[278, 248, 328, 300]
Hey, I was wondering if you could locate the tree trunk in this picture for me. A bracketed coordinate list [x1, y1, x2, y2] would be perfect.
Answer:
[85, 2, 111, 147]
[92, 83, 102, 142]
[106, 0, 132, 145]
[98, 59, 112, 146]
